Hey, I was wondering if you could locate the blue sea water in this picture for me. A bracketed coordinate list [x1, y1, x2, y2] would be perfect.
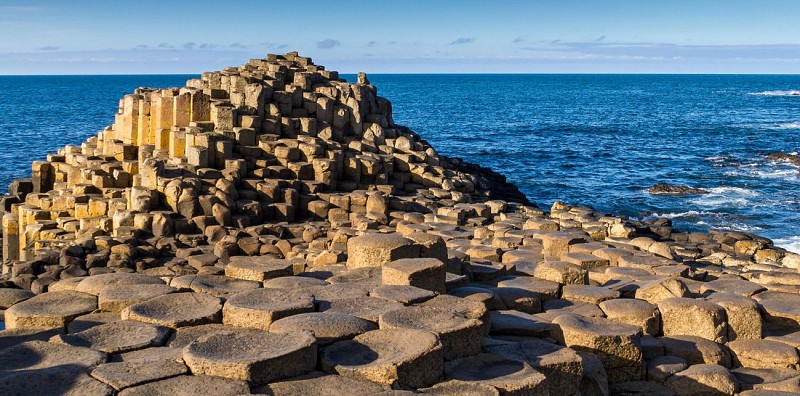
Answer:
[1, 74, 800, 251]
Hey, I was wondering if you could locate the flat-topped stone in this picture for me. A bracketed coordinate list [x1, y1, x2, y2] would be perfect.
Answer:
[117, 374, 250, 396]
[170, 274, 260, 298]
[0, 328, 64, 351]
[321, 328, 443, 388]
[51, 320, 171, 353]
[224, 256, 294, 281]
[0, 367, 114, 396]
[379, 305, 484, 360]
[122, 292, 222, 328]
[634, 278, 690, 304]
[0, 288, 34, 308]
[183, 328, 317, 385]
[551, 313, 644, 383]
[262, 372, 388, 396]
[660, 335, 731, 366]
[222, 288, 314, 330]
[754, 291, 800, 329]
[263, 276, 328, 289]
[68, 311, 121, 333]
[706, 292, 762, 341]
[75, 272, 165, 296]
[444, 353, 548, 395]
[561, 284, 620, 304]
[167, 323, 235, 348]
[599, 298, 661, 336]
[418, 379, 501, 395]
[0, 340, 106, 373]
[346, 233, 420, 269]
[489, 310, 551, 338]
[382, 258, 446, 293]
[561, 252, 610, 269]
[113, 346, 184, 363]
[98, 284, 176, 312]
[665, 364, 739, 396]
[496, 276, 560, 300]
[5, 290, 96, 330]
[317, 295, 404, 322]
[370, 285, 436, 305]
[489, 286, 542, 314]
[728, 339, 800, 370]
[91, 358, 188, 390]
[532, 261, 588, 285]
[270, 312, 377, 345]
[541, 232, 585, 258]
[486, 338, 583, 395]
[700, 279, 767, 297]
[658, 297, 728, 343]
[647, 355, 688, 383]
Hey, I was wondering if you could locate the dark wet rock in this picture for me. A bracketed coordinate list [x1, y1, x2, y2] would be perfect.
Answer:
[648, 183, 709, 196]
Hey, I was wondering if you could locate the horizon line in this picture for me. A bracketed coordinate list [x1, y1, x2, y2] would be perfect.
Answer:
[2, 72, 800, 77]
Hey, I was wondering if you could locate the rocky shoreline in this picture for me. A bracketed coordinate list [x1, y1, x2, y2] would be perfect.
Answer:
[0, 53, 798, 395]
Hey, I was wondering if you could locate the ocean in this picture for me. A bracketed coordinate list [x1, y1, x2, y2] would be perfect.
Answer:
[1, 74, 799, 251]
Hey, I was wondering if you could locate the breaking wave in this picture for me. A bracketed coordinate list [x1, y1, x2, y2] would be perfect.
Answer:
[774, 236, 800, 254]
[748, 90, 800, 97]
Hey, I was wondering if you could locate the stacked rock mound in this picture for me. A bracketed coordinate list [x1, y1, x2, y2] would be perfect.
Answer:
[0, 53, 799, 395]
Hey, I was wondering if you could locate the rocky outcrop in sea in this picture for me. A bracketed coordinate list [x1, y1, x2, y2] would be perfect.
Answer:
[0, 52, 799, 395]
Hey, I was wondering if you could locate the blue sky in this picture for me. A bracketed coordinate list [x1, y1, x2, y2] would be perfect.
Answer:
[1, 0, 800, 74]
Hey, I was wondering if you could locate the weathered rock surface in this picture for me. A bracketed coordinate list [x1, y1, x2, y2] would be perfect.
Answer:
[117, 374, 250, 396]
[122, 292, 222, 328]
[444, 353, 548, 395]
[269, 312, 377, 345]
[51, 320, 171, 353]
[183, 328, 317, 385]
[321, 328, 443, 388]
[4, 290, 96, 330]
[551, 313, 644, 383]
[222, 288, 314, 330]
[648, 183, 709, 195]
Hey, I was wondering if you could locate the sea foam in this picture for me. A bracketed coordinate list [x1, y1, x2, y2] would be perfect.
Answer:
[778, 122, 800, 129]
[774, 236, 800, 254]
[748, 90, 800, 97]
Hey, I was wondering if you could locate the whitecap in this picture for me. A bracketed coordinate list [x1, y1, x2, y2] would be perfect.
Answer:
[778, 122, 800, 129]
[689, 187, 760, 208]
[748, 90, 800, 97]
[749, 168, 799, 180]
[705, 187, 760, 196]
[713, 223, 764, 232]
[705, 156, 727, 163]
[648, 210, 715, 219]
[773, 236, 800, 254]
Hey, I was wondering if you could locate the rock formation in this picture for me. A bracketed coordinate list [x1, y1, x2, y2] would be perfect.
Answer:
[0, 52, 799, 395]
[648, 183, 709, 196]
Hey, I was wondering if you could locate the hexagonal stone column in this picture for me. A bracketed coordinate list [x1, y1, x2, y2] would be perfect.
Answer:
[75, 272, 165, 296]
[5, 290, 96, 330]
[224, 256, 294, 281]
[444, 353, 548, 395]
[658, 297, 727, 343]
[183, 328, 317, 385]
[270, 312, 377, 345]
[321, 328, 443, 388]
[222, 288, 314, 330]
[346, 233, 419, 269]
[382, 258, 446, 293]
[551, 313, 644, 383]
[598, 298, 661, 336]
[122, 292, 222, 328]
[379, 305, 483, 360]
[51, 320, 171, 353]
